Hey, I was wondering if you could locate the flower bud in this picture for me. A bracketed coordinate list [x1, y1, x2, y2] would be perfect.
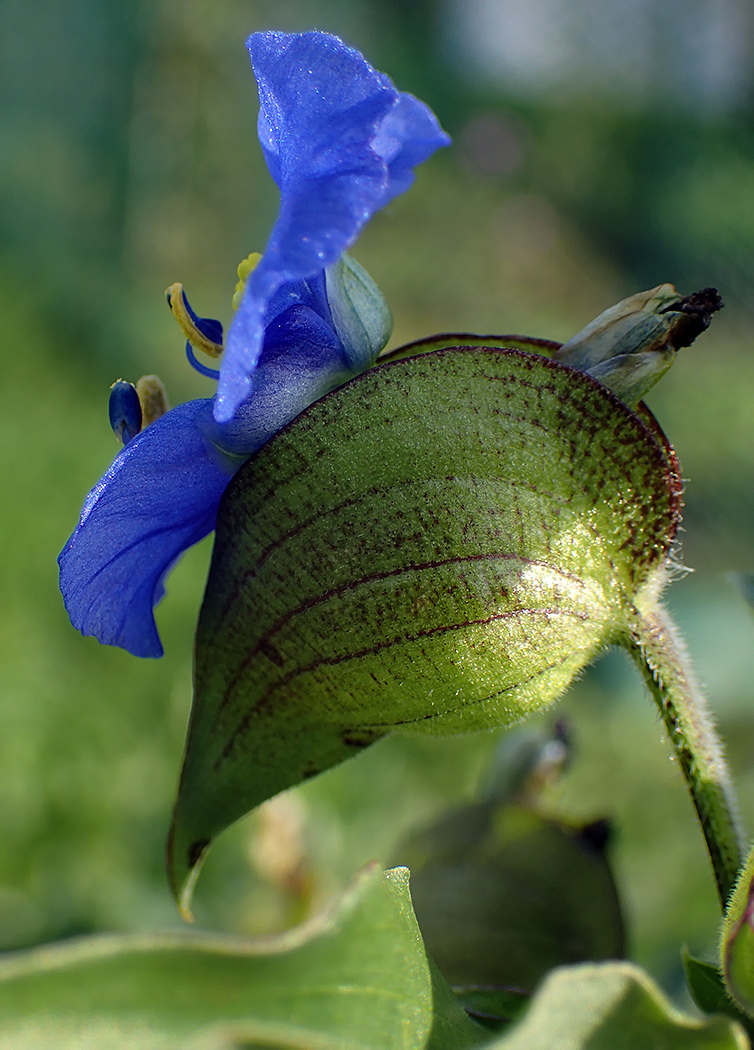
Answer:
[555, 284, 723, 406]
[325, 252, 393, 370]
[392, 729, 623, 999]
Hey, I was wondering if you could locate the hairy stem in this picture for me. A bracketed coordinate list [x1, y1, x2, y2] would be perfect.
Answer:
[626, 604, 745, 909]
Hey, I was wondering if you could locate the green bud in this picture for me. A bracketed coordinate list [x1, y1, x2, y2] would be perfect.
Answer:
[325, 252, 393, 370]
[393, 800, 623, 996]
[555, 284, 723, 406]
[721, 846, 754, 1017]
[390, 727, 622, 1003]
[478, 722, 570, 807]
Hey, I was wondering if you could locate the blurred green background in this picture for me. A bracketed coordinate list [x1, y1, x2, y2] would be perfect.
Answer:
[1, 0, 753, 1004]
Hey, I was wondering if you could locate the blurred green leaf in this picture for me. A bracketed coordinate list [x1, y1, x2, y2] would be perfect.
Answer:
[729, 574, 754, 616]
[0, 866, 483, 1050]
[454, 985, 529, 1029]
[396, 802, 623, 994]
[685, 949, 738, 1015]
[169, 346, 681, 908]
[490, 962, 749, 1049]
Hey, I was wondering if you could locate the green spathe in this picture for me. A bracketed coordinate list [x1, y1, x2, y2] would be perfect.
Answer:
[168, 346, 681, 910]
[392, 724, 624, 997]
[395, 803, 624, 994]
[721, 845, 754, 1017]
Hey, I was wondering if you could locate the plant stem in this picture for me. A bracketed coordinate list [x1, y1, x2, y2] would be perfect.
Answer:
[626, 604, 745, 909]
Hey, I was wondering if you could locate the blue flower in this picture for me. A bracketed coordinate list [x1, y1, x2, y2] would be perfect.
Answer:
[58, 29, 449, 658]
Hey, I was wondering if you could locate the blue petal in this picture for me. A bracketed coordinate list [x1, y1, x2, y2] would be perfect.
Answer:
[59, 400, 229, 658]
[215, 30, 449, 423]
[201, 303, 350, 464]
[373, 93, 452, 204]
[263, 271, 333, 333]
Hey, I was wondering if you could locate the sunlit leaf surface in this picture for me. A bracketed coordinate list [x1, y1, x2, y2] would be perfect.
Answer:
[169, 347, 681, 906]
[0, 866, 481, 1050]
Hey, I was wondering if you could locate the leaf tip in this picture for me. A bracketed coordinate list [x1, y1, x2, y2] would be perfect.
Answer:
[165, 817, 209, 922]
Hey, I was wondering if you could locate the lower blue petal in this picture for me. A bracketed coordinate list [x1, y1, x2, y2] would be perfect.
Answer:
[201, 304, 350, 463]
[58, 399, 229, 658]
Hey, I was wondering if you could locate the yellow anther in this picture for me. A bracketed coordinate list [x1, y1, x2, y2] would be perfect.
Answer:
[136, 375, 170, 427]
[165, 282, 224, 359]
[232, 253, 262, 310]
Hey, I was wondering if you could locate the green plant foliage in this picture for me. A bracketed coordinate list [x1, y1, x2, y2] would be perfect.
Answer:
[399, 806, 624, 993]
[730, 574, 754, 615]
[0, 866, 482, 1050]
[721, 846, 754, 1017]
[2, 864, 748, 1050]
[490, 962, 749, 1050]
[392, 725, 624, 994]
[168, 345, 681, 908]
[683, 949, 754, 1036]
[454, 985, 530, 1030]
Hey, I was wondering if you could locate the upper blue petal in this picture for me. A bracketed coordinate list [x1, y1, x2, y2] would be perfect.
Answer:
[60, 31, 450, 659]
[215, 30, 449, 422]
[58, 400, 229, 658]
[373, 93, 453, 204]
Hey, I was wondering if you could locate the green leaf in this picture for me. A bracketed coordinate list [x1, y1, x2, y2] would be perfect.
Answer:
[169, 347, 681, 908]
[686, 950, 736, 1013]
[488, 962, 749, 1049]
[683, 949, 754, 1037]
[0, 866, 483, 1050]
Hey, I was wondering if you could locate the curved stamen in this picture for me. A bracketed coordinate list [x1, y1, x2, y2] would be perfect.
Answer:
[166, 282, 224, 359]
[186, 342, 221, 381]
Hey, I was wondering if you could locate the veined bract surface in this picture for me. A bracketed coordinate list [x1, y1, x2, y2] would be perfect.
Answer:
[168, 346, 682, 910]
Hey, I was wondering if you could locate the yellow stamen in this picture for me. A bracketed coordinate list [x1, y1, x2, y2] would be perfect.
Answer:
[136, 374, 170, 427]
[165, 282, 224, 359]
[232, 253, 262, 310]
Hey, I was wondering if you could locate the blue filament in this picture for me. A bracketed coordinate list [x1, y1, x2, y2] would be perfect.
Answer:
[186, 342, 221, 381]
